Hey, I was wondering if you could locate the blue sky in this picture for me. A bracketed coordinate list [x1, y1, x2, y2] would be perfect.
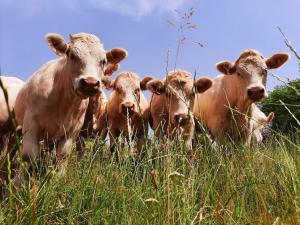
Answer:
[0, 0, 299, 91]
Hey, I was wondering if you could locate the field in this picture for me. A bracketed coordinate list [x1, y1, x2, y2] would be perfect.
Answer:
[1, 130, 300, 225]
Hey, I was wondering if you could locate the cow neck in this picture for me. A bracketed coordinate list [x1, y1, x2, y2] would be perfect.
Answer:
[224, 74, 253, 132]
[57, 60, 82, 105]
[223, 74, 251, 114]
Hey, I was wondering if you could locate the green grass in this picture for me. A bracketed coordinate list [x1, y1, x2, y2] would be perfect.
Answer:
[1, 131, 300, 225]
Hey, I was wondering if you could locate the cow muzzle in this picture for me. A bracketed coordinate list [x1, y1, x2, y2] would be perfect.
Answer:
[78, 76, 101, 97]
[247, 86, 266, 101]
[174, 113, 191, 126]
[121, 102, 135, 117]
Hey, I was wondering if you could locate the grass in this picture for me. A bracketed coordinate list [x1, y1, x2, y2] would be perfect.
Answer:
[0, 130, 300, 225]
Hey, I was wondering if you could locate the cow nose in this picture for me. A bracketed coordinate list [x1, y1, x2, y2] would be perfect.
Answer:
[80, 77, 101, 88]
[122, 102, 135, 115]
[174, 113, 190, 125]
[247, 87, 265, 101]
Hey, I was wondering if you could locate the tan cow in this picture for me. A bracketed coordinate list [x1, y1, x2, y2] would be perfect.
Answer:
[249, 104, 274, 144]
[13, 33, 127, 180]
[194, 49, 288, 144]
[0, 76, 24, 152]
[101, 72, 152, 160]
[76, 62, 123, 155]
[145, 70, 212, 153]
[76, 92, 108, 155]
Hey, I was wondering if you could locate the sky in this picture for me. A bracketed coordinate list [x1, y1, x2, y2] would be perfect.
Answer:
[0, 0, 299, 92]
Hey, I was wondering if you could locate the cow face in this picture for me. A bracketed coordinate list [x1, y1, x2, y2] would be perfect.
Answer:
[253, 112, 274, 142]
[102, 72, 152, 117]
[216, 50, 289, 102]
[146, 70, 212, 127]
[45, 33, 127, 98]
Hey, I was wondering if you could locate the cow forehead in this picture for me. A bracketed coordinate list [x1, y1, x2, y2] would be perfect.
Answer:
[165, 70, 193, 91]
[237, 49, 263, 61]
[69, 33, 105, 57]
[115, 72, 140, 89]
[166, 70, 192, 82]
[239, 57, 266, 71]
[168, 78, 193, 90]
[236, 49, 266, 68]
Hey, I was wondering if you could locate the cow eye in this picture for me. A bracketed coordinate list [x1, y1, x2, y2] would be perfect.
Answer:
[134, 88, 140, 94]
[100, 59, 107, 67]
[263, 68, 268, 75]
[70, 52, 76, 60]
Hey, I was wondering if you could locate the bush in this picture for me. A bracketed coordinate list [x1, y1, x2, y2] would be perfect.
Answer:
[261, 79, 300, 134]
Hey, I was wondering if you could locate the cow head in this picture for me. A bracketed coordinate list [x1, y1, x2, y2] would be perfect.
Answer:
[146, 70, 212, 128]
[102, 72, 152, 117]
[253, 112, 274, 143]
[45, 32, 127, 98]
[216, 49, 289, 102]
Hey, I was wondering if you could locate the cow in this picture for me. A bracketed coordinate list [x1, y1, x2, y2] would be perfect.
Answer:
[145, 70, 212, 154]
[0, 76, 24, 153]
[13, 32, 127, 183]
[76, 91, 108, 156]
[249, 104, 274, 144]
[193, 49, 289, 144]
[101, 72, 153, 160]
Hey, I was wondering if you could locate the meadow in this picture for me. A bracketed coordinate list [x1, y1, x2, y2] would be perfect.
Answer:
[1, 7, 299, 224]
[0, 129, 300, 225]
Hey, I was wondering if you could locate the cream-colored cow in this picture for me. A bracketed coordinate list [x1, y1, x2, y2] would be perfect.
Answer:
[249, 104, 274, 144]
[13, 33, 127, 181]
[194, 49, 288, 144]
[102, 72, 152, 160]
[0, 76, 24, 152]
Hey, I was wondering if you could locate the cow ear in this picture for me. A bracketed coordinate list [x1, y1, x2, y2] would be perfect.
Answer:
[267, 112, 274, 123]
[140, 76, 154, 90]
[101, 76, 114, 90]
[106, 48, 128, 64]
[104, 64, 119, 76]
[266, 52, 289, 69]
[146, 80, 165, 95]
[45, 33, 68, 56]
[216, 61, 236, 75]
[194, 77, 212, 93]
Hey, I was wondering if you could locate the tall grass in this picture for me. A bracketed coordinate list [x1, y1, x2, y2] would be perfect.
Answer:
[1, 9, 299, 225]
[0, 130, 299, 225]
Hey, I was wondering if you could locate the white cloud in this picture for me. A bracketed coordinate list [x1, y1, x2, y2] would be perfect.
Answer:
[88, 0, 188, 17]
[0, 0, 189, 18]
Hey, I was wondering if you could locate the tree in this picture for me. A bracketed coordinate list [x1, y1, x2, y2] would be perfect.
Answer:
[261, 79, 300, 134]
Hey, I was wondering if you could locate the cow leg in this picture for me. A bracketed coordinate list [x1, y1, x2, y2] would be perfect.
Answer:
[136, 135, 145, 159]
[109, 128, 120, 162]
[99, 127, 108, 142]
[21, 122, 39, 165]
[13, 117, 40, 187]
[75, 136, 85, 159]
[56, 138, 73, 176]
[136, 120, 148, 160]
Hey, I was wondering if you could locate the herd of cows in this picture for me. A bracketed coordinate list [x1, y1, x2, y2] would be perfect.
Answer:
[0, 32, 289, 186]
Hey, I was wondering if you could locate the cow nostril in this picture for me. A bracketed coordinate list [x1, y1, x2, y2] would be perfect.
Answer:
[94, 80, 100, 87]
[122, 103, 134, 112]
[259, 88, 264, 94]
[247, 89, 253, 96]
[80, 79, 87, 86]
[174, 114, 180, 123]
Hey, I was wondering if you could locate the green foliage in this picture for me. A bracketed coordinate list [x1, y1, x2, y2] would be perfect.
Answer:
[1, 132, 300, 225]
[261, 79, 300, 134]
